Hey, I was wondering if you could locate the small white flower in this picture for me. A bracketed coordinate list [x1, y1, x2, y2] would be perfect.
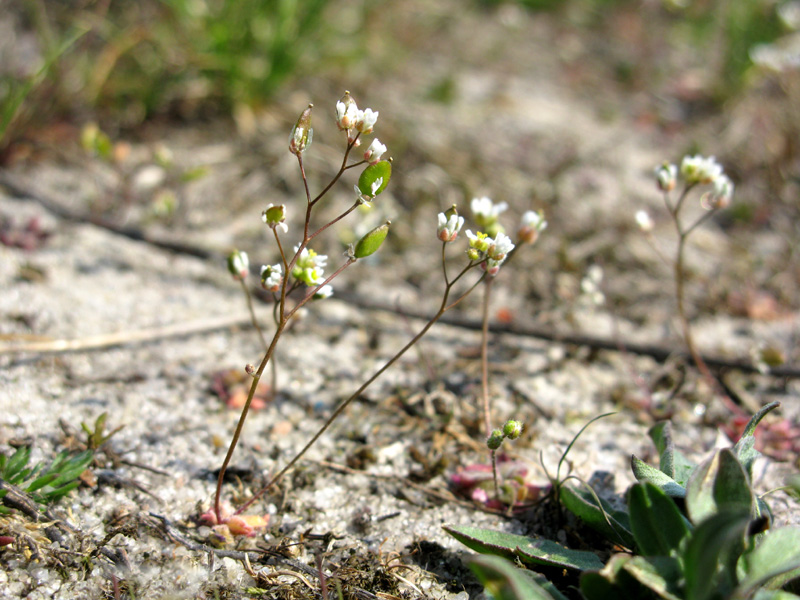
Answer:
[227, 250, 249, 280]
[437, 212, 465, 242]
[517, 210, 547, 244]
[488, 232, 514, 262]
[483, 258, 503, 276]
[313, 284, 334, 300]
[364, 138, 387, 164]
[294, 246, 328, 270]
[336, 99, 359, 130]
[654, 163, 678, 192]
[260, 264, 283, 292]
[356, 108, 379, 134]
[635, 210, 654, 232]
[701, 174, 734, 210]
[471, 196, 508, 221]
[680, 155, 724, 185]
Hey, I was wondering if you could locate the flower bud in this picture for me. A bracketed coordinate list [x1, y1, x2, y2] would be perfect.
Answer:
[503, 420, 523, 440]
[437, 212, 465, 242]
[487, 429, 504, 450]
[262, 204, 288, 233]
[289, 104, 313, 155]
[336, 91, 358, 130]
[260, 264, 283, 292]
[655, 163, 678, 192]
[517, 210, 548, 244]
[354, 221, 390, 259]
[227, 250, 249, 280]
[635, 210, 654, 232]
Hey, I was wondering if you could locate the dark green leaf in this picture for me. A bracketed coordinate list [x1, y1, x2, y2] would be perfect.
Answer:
[622, 556, 683, 600]
[631, 455, 686, 498]
[734, 402, 780, 478]
[649, 421, 695, 486]
[469, 555, 568, 600]
[443, 525, 604, 571]
[683, 510, 750, 600]
[737, 527, 800, 596]
[685, 449, 753, 525]
[628, 483, 690, 557]
[580, 554, 637, 600]
[560, 484, 635, 550]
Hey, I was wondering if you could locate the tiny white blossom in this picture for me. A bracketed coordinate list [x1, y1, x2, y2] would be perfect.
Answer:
[635, 210, 654, 232]
[260, 264, 283, 292]
[356, 108, 379, 134]
[702, 173, 734, 210]
[437, 212, 465, 242]
[484, 258, 504, 276]
[680, 155, 724, 185]
[654, 163, 678, 192]
[227, 250, 249, 280]
[336, 99, 359, 130]
[471, 196, 508, 221]
[518, 210, 547, 244]
[364, 138, 387, 164]
[313, 284, 334, 300]
[488, 232, 514, 261]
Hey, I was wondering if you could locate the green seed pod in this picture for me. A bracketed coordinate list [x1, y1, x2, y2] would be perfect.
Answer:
[487, 429, 504, 451]
[503, 420, 523, 440]
[357, 160, 391, 197]
[353, 221, 390, 259]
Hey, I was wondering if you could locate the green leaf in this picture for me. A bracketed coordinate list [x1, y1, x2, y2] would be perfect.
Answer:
[734, 402, 780, 478]
[3, 447, 31, 481]
[628, 483, 690, 557]
[631, 455, 686, 498]
[649, 421, 695, 485]
[560, 484, 635, 550]
[737, 527, 800, 596]
[468, 555, 568, 600]
[685, 449, 754, 525]
[443, 525, 604, 571]
[580, 554, 637, 600]
[682, 510, 751, 600]
[622, 556, 683, 600]
[357, 160, 391, 197]
[751, 591, 800, 600]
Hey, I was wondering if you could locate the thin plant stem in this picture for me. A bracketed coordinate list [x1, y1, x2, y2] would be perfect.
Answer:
[235, 263, 485, 515]
[480, 277, 494, 437]
[665, 186, 742, 413]
[491, 449, 499, 501]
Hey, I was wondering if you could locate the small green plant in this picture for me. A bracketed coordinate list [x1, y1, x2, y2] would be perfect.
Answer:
[0, 446, 94, 513]
[207, 91, 547, 540]
[446, 402, 800, 599]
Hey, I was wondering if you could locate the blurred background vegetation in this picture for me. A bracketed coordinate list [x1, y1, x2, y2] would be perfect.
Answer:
[1, 0, 798, 195]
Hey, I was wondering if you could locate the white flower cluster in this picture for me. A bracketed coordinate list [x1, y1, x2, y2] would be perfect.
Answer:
[465, 229, 516, 276]
[292, 246, 329, 288]
[336, 91, 381, 143]
[654, 155, 734, 211]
